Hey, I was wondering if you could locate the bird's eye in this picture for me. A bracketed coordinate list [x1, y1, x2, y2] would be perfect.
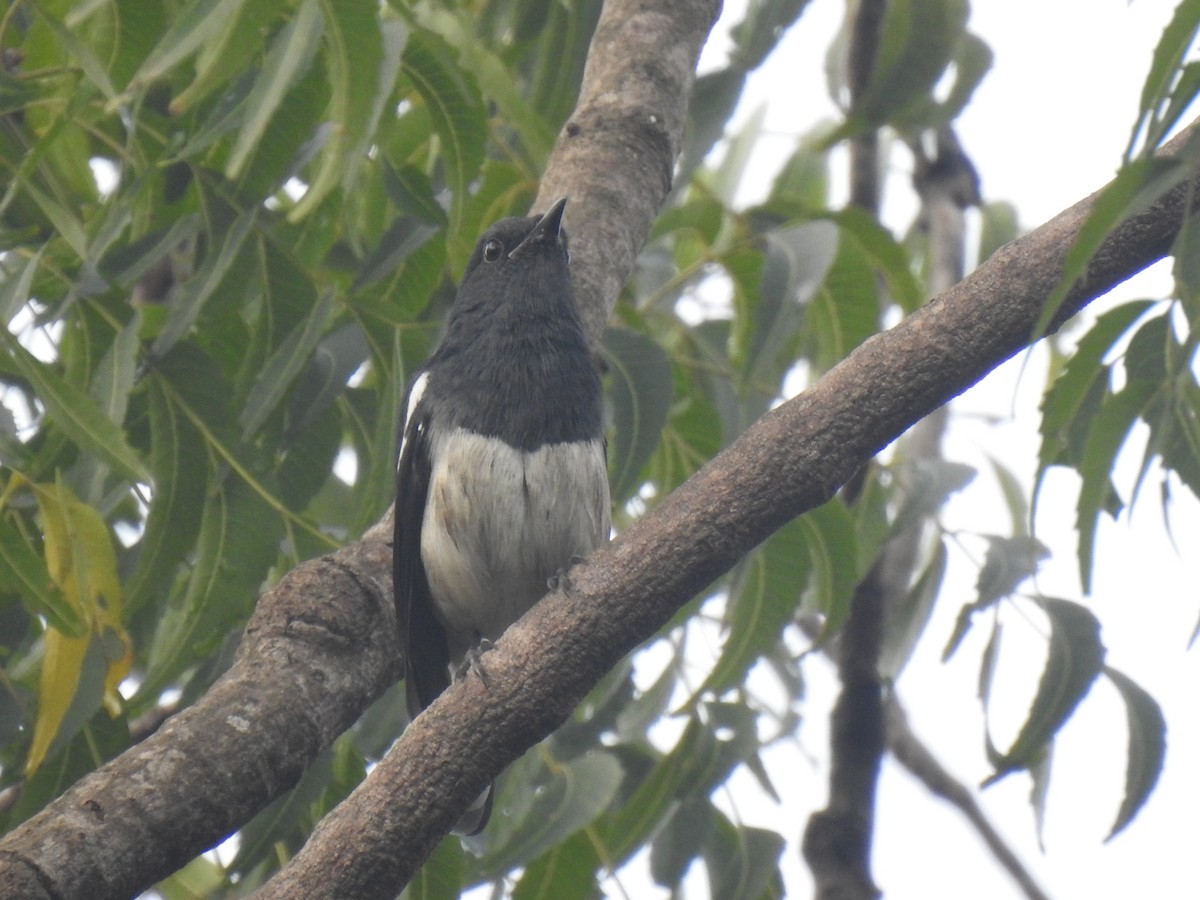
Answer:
[483, 239, 503, 262]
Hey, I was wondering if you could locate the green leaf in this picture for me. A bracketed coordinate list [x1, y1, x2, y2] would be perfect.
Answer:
[240, 288, 335, 438]
[878, 538, 946, 679]
[401, 28, 487, 227]
[225, 0, 324, 180]
[150, 208, 258, 359]
[703, 814, 785, 900]
[478, 751, 623, 880]
[1074, 316, 1167, 590]
[1103, 666, 1166, 840]
[169, 0, 290, 113]
[132, 0, 249, 88]
[290, 2, 403, 220]
[403, 833, 464, 900]
[698, 516, 811, 698]
[125, 377, 209, 614]
[603, 327, 672, 502]
[833, 0, 969, 136]
[986, 597, 1105, 782]
[651, 796, 713, 887]
[0, 514, 79, 635]
[511, 829, 600, 900]
[1126, 0, 1200, 159]
[0, 329, 149, 484]
[943, 535, 1047, 660]
[800, 498, 860, 634]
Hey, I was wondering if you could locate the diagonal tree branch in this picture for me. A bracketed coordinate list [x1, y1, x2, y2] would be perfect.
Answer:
[251, 123, 1200, 896]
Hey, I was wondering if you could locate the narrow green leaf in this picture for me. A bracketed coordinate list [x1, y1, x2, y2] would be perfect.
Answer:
[986, 597, 1105, 782]
[170, 0, 289, 113]
[800, 498, 860, 635]
[132, 0, 248, 88]
[703, 814, 786, 900]
[1126, 0, 1200, 159]
[511, 830, 600, 900]
[0, 514, 80, 635]
[240, 288, 335, 437]
[225, 0, 323, 180]
[404, 834, 464, 900]
[698, 516, 811, 698]
[651, 797, 713, 888]
[603, 327, 672, 502]
[879, 538, 946, 679]
[150, 208, 257, 358]
[401, 28, 487, 227]
[1103, 666, 1166, 840]
[0, 330, 149, 484]
[125, 378, 208, 613]
[289, 1, 400, 220]
[478, 752, 623, 880]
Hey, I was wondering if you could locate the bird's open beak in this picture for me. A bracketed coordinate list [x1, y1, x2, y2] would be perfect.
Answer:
[509, 197, 568, 258]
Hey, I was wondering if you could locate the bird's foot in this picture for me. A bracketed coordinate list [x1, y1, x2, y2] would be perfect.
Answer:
[455, 638, 495, 688]
[547, 556, 588, 594]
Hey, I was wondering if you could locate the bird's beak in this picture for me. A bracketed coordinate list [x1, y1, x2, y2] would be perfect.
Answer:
[509, 197, 568, 258]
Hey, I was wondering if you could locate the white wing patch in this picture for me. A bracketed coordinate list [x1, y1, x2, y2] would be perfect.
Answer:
[397, 370, 430, 468]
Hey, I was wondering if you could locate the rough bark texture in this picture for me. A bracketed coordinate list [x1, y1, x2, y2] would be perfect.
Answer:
[0, 530, 396, 900]
[534, 0, 715, 347]
[253, 121, 1200, 898]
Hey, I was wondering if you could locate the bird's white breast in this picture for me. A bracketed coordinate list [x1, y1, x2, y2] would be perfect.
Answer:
[420, 427, 610, 659]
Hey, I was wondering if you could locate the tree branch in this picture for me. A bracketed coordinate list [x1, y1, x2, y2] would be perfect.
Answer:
[252, 122, 1200, 896]
[0, 528, 396, 900]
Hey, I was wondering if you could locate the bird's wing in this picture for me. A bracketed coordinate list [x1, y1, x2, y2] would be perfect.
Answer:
[394, 374, 451, 720]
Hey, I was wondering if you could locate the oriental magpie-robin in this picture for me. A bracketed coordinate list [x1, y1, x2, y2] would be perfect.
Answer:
[393, 198, 611, 835]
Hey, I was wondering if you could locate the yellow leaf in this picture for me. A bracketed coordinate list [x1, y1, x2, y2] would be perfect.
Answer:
[25, 481, 132, 774]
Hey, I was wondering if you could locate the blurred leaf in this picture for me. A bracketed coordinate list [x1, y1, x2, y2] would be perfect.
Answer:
[976, 200, 1019, 263]
[879, 538, 946, 680]
[698, 516, 811, 698]
[401, 28, 487, 227]
[132, 0, 249, 88]
[650, 796, 712, 887]
[478, 751, 623, 880]
[833, 0, 969, 137]
[0, 329, 149, 484]
[240, 288, 335, 437]
[1126, 0, 1200, 159]
[800, 498, 860, 634]
[603, 327, 672, 502]
[703, 814, 785, 900]
[403, 833, 464, 900]
[1103, 666, 1166, 840]
[986, 597, 1105, 782]
[225, 0, 323, 180]
[511, 829, 600, 900]
[0, 512, 78, 635]
[26, 481, 131, 774]
[1074, 314, 1168, 590]
[943, 534, 1047, 660]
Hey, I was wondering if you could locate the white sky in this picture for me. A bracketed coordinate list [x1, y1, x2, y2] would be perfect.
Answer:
[679, 1, 1200, 898]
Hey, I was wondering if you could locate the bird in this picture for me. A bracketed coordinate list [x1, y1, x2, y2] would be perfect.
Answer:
[392, 197, 611, 835]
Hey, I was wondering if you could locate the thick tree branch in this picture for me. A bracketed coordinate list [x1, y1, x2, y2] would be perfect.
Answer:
[253, 123, 1200, 896]
[0, 529, 396, 900]
[534, 0, 716, 348]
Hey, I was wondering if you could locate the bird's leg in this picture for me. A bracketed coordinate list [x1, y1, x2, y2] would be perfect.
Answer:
[547, 555, 588, 594]
[455, 636, 495, 688]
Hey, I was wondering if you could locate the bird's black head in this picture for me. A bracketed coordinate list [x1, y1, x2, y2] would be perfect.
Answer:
[452, 198, 572, 314]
